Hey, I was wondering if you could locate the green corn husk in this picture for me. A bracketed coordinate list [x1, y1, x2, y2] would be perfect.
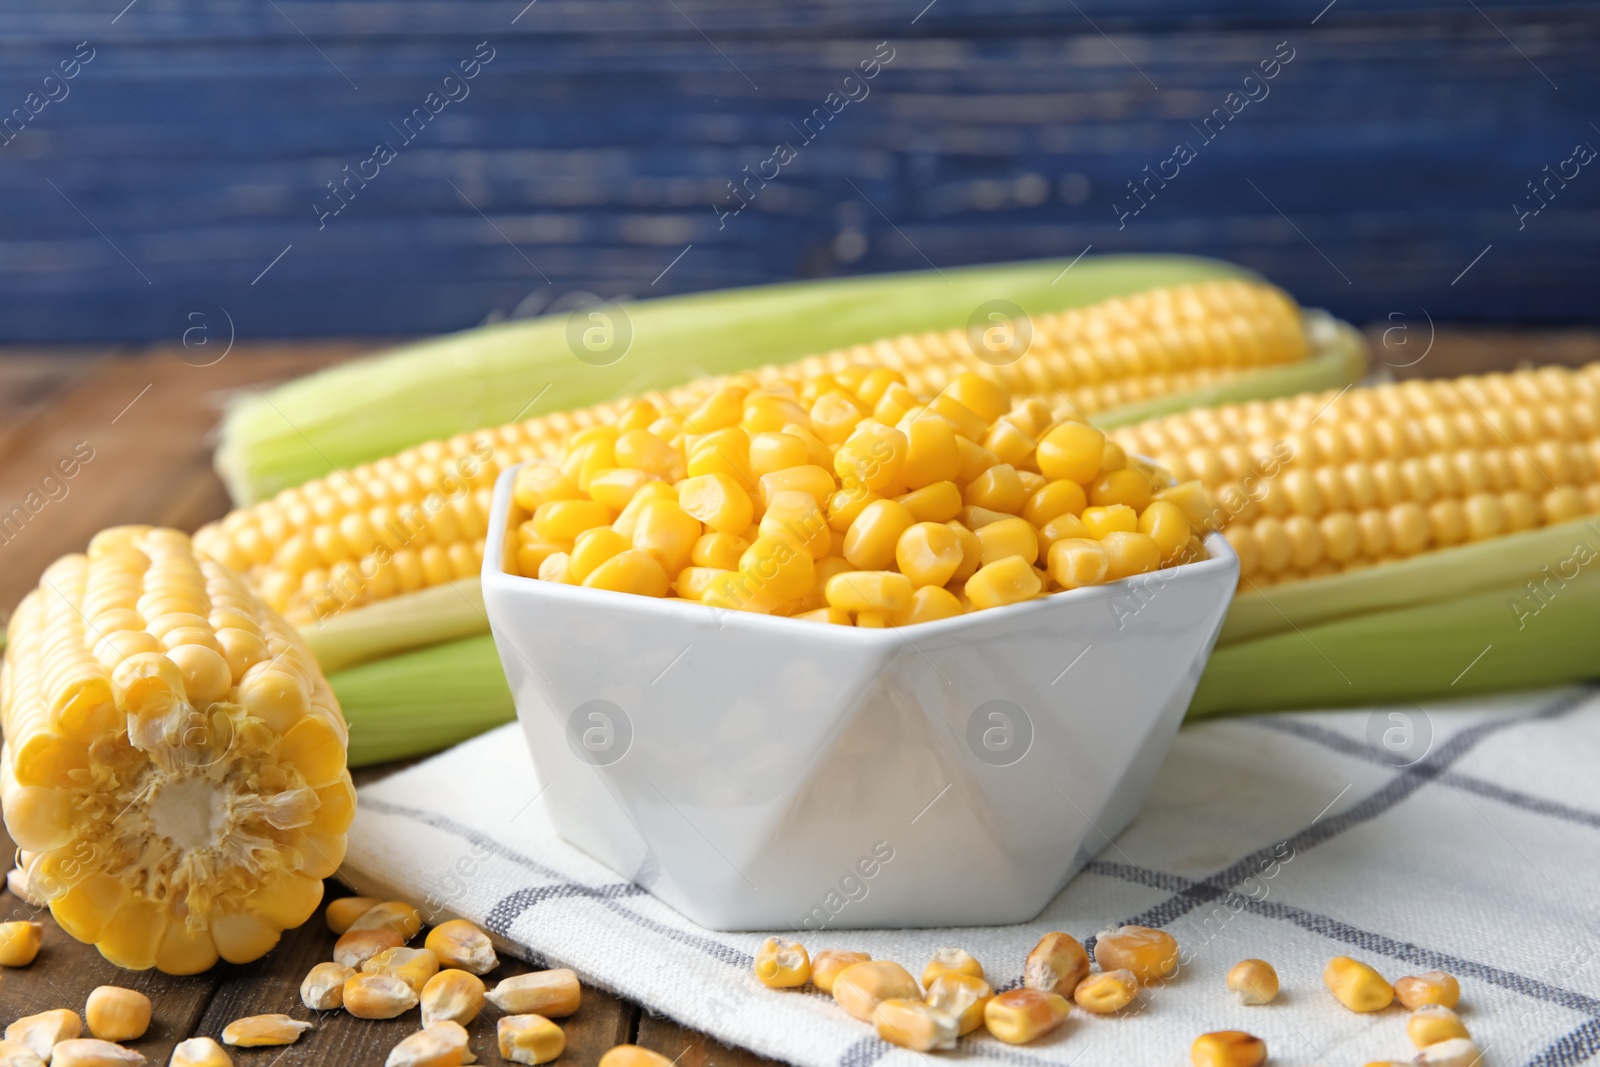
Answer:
[217, 254, 1269, 505]
[1188, 516, 1600, 717]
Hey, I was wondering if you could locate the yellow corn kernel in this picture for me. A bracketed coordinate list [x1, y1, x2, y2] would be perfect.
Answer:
[487, 969, 582, 1017]
[899, 585, 965, 625]
[976, 517, 1039, 566]
[749, 431, 811, 476]
[1100, 439, 1128, 472]
[386, 1021, 473, 1067]
[810, 950, 871, 993]
[1157, 480, 1216, 531]
[985, 416, 1036, 467]
[1074, 969, 1138, 1014]
[301, 961, 356, 1010]
[927, 393, 989, 442]
[1093, 925, 1178, 982]
[423, 919, 498, 976]
[901, 417, 962, 487]
[5, 1009, 81, 1060]
[1414, 1038, 1483, 1066]
[945, 521, 983, 582]
[826, 571, 915, 617]
[587, 467, 658, 511]
[517, 538, 568, 578]
[739, 535, 816, 601]
[0, 920, 43, 966]
[965, 556, 1042, 611]
[532, 499, 611, 541]
[1024, 480, 1088, 527]
[169, 1037, 233, 1067]
[960, 504, 1012, 530]
[677, 473, 754, 535]
[335, 927, 405, 969]
[86, 986, 151, 1042]
[1225, 959, 1279, 1005]
[1395, 970, 1461, 1010]
[614, 429, 683, 480]
[873, 999, 957, 1052]
[828, 482, 880, 533]
[220, 1014, 313, 1047]
[363, 946, 441, 995]
[631, 499, 701, 574]
[897, 481, 963, 523]
[1190, 1030, 1266, 1067]
[1038, 510, 1091, 550]
[1024, 932, 1090, 995]
[1089, 469, 1155, 510]
[349, 900, 425, 939]
[924, 973, 993, 1035]
[855, 610, 889, 627]
[514, 465, 579, 510]
[686, 427, 753, 484]
[583, 550, 671, 597]
[498, 1015, 565, 1066]
[946, 372, 1011, 423]
[922, 947, 984, 987]
[1037, 421, 1105, 484]
[1139, 500, 1193, 563]
[1048, 538, 1110, 590]
[832, 960, 921, 1021]
[1081, 504, 1138, 539]
[568, 526, 631, 583]
[611, 481, 676, 539]
[1323, 956, 1394, 1012]
[46, 1039, 147, 1066]
[964, 464, 1028, 513]
[690, 531, 750, 571]
[1101, 531, 1162, 580]
[344, 973, 420, 1019]
[599, 1047, 675, 1067]
[761, 491, 832, 559]
[983, 988, 1071, 1044]
[895, 523, 964, 587]
[758, 464, 835, 509]
[326, 897, 381, 934]
[687, 386, 748, 433]
[835, 423, 908, 491]
[754, 937, 812, 989]
[844, 499, 918, 570]
[422, 969, 487, 1029]
[795, 606, 852, 625]
[1408, 1005, 1470, 1049]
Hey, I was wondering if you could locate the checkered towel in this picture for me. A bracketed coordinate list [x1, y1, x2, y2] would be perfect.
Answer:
[343, 688, 1600, 1067]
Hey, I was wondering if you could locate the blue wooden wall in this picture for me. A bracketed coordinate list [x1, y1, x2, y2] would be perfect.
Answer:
[0, 1, 1596, 343]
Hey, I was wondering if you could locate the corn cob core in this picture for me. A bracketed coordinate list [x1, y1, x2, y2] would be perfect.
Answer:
[1111, 364, 1600, 587]
[195, 279, 1304, 624]
[0, 526, 353, 973]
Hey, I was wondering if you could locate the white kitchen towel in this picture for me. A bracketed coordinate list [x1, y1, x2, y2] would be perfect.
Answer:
[344, 687, 1600, 1067]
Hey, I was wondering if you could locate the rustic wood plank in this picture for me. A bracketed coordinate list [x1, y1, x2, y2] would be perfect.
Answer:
[637, 1012, 777, 1067]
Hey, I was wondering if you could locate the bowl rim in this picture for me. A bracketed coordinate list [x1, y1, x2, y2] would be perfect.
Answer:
[483, 462, 1239, 643]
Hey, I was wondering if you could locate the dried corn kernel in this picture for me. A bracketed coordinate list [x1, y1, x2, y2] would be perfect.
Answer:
[1408, 1006, 1470, 1049]
[220, 1014, 312, 1047]
[5, 1010, 81, 1061]
[984, 988, 1071, 1044]
[811, 950, 871, 993]
[1414, 1038, 1483, 1066]
[301, 961, 356, 1010]
[922, 947, 983, 987]
[169, 1037, 232, 1067]
[85, 987, 150, 1042]
[754, 937, 811, 989]
[1093, 925, 1178, 982]
[924, 973, 992, 1035]
[422, 969, 486, 1029]
[349, 900, 424, 939]
[1024, 932, 1090, 995]
[487, 969, 582, 1017]
[873, 999, 957, 1052]
[1323, 956, 1394, 1012]
[1226, 959, 1279, 1005]
[833, 960, 920, 1022]
[598, 1046, 674, 1067]
[1074, 969, 1137, 1013]
[344, 973, 420, 1019]
[0, 921, 43, 967]
[47, 1039, 145, 1066]
[363, 946, 441, 995]
[1395, 971, 1461, 1010]
[386, 1021, 473, 1067]
[1190, 1030, 1266, 1067]
[326, 897, 381, 934]
[498, 1015, 565, 1065]
[425, 919, 499, 976]
[335, 927, 405, 969]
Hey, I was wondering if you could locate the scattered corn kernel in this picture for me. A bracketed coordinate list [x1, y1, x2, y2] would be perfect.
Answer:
[168, 1037, 232, 1067]
[921, 947, 983, 987]
[1093, 925, 1179, 982]
[1226, 959, 1279, 1005]
[1414, 1038, 1483, 1066]
[422, 969, 487, 1029]
[1324, 955, 1395, 1012]
[423, 919, 499, 976]
[1073, 970, 1138, 1014]
[983, 988, 1071, 1045]
[754, 937, 812, 989]
[832, 960, 921, 1022]
[0, 1039, 45, 1067]
[46, 1039, 146, 1067]
[301, 961, 356, 1011]
[487, 969, 582, 1017]
[85, 987, 150, 1043]
[4, 1009, 80, 1060]
[1395, 971, 1461, 1010]
[924, 973, 993, 1035]
[343, 973, 421, 1019]
[220, 1015, 312, 1047]
[0, 921, 43, 967]
[348, 900, 424, 939]
[1408, 1006, 1470, 1049]
[598, 1045, 674, 1067]
[1190, 1030, 1267, 1067]
[385, 1021, 473, 1067]
[326, 897, 382, 934]
[364, 946, 442, 995]
[498, 1015, 565, 1065]
[335, 928, 406, 969]
[1024, 932, 1090, 995]
[873, 999, 957, 1052]
[811, 950, 871, 993]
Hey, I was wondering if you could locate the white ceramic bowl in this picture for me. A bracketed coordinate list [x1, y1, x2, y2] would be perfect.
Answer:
[483, 464, 1239, 930]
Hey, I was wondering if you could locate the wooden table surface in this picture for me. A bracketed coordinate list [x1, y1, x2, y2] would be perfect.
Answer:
[0, 327, 1597, 1065]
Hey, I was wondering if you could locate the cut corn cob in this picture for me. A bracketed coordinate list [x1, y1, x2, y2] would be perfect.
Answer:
[216, 255, 1272, 504]
[0, 526, 353, 972]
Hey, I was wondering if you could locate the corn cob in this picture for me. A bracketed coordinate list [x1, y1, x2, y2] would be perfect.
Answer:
[197, 278, 1309, 629]
[216, 254, 1268, 504]
[0, 526, 353, 972]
